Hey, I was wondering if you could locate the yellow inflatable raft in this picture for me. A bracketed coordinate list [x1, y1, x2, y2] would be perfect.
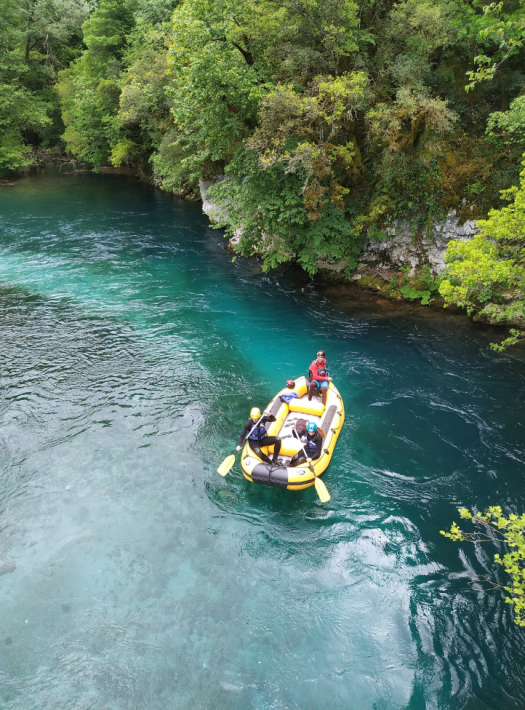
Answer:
[241, 376, 345, 490]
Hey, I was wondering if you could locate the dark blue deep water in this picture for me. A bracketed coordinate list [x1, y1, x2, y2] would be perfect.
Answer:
[0, 169, 524, 710]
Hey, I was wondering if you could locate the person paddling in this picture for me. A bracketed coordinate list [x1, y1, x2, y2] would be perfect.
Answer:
[237, 407, 282, 466]
[308, 350, 332, 405]
[289, 421, 324, 467]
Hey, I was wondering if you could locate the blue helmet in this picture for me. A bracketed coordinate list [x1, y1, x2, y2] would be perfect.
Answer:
[306, 422, 318, 433]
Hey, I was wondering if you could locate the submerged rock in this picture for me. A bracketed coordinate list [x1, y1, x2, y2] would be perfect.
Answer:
[473, 302, 525, 328]
[218, 489, 236, 501]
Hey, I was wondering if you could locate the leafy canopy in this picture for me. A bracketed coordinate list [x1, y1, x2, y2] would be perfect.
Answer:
[0, 0, 90, 173]
[166, 0, 280, 178]
[6, 0, 525, 294]
[440, 155, 525, 345]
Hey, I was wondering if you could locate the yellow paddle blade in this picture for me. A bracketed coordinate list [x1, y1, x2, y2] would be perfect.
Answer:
[314, 476, 331, 504]
[217, 454, 235, 477]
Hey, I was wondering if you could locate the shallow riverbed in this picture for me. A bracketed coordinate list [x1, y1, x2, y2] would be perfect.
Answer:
[0, 168, 524, 710]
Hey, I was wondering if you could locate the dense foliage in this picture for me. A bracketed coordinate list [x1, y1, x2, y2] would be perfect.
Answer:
[442, 506, 525, 627]
[0, 0, 91, 173]
[439, 108, 525, 338]
[4, 0, 525, 280]
[439, 154, 525, 338]
[56, 0, 177, 169]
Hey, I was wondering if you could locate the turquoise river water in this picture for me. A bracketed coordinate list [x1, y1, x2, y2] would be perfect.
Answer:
[0, 169, 525, 710]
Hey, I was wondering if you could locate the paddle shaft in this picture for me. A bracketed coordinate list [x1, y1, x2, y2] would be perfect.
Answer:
[240, 414, 266, 451]
[293, 429, 317, 475]
[292, 429, 330, 503]
[217, 413, 267, 476]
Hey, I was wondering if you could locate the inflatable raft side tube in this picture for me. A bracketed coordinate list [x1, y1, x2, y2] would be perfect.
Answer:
[268, 397, 284, 418]
[266, 399, 288, 438]
[321, 404, 337, 432]
[251, 464, 289, 488]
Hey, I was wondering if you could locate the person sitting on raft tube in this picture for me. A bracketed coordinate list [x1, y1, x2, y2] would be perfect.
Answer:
[308, 350, 333, 405]
[290, 421, 325, 467]
[280, 379, 299, 404]
[236, 407, 282, 466]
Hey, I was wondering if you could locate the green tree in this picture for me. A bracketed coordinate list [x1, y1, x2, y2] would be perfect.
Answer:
[250, 73, 367, 216]
[0, 0, 43, 172]
[47, 0, 525, 286]
[116, 4, 178, 171]
[57, 0, 179, 171]
[57, 0, 135, 168]
[465, 1, 525, 91]
[439, 155, 525, 344]
[441, 506, 525, 627]
[488, 94, 525, 146]
[21, 0, 93, 66]
[0, 0, 90, 173]
[166, 0, 281, 180]
[167, 0, 369, 269]
[209, 154, 364, 274]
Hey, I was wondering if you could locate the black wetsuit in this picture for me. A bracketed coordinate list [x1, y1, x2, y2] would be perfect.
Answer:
[289, 430, 322, 467]
[237, 415, 281, 465]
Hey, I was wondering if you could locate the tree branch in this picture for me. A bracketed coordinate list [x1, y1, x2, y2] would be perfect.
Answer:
[210, 36, 254, 65]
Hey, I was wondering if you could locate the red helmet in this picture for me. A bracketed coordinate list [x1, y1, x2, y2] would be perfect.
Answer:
[286, 379, 295, 389]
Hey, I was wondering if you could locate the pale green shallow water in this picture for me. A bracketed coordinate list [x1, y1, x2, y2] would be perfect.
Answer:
[0, 169, 524, 710]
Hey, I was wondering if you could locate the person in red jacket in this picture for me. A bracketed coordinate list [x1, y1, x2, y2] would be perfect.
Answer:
[308, 350, 332, 405]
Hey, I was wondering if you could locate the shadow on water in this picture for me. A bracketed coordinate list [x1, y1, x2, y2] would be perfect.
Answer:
[0, 167, 525, 710]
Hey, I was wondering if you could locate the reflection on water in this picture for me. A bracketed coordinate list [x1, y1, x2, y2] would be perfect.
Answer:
[0, 168, 524, 710]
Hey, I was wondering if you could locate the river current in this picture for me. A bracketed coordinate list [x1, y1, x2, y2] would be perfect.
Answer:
[0, 169, 524, 710]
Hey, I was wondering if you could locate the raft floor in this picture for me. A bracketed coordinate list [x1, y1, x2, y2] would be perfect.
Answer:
[273, 392, 324, 467]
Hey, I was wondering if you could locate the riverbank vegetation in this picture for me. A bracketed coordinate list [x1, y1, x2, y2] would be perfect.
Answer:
[439, 151, 525, 338]
[2, 0, 525, 320]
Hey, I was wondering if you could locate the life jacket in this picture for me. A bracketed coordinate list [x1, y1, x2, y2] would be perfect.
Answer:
[309, 359, 327, 380]
[248, 421, 267, 441]
[304, 433, 318, 455]
[280, 392, 299, 404]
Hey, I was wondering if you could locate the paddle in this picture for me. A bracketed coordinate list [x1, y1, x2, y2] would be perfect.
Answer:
[293, 429, 330, 503]
[217, 414, 264, 477]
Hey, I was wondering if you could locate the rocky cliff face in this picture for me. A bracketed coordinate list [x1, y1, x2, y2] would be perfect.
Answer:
[197, 180, 525, 332]
[357, 214, 479, 276]
[199, 178, 243, 245]
[199, 178, 227, 224]
[199, 179, 479, 276]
